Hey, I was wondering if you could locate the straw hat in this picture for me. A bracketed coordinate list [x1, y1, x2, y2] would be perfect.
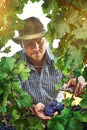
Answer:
[13, 17, 45, 44]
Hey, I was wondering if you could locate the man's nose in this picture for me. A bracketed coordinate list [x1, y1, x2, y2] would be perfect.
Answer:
[33, 42, 39, 50]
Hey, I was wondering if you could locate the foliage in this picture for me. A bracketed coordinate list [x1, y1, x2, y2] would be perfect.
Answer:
[0, 0, 45, 129]
[47, 108, 84, 130]
[0, 0, 29, 48]
[0, 56, 44, 129]
[42, 0, 87, 79]
[46, 86, 87, 130]
[41, 0, 87, 129]
[0, 0, 87, 130]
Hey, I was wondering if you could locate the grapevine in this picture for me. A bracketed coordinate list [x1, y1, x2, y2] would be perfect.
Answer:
[0, 115, 15, 130]
[44, 99, 87, 130]
[0, 0, 87, 130]
[44, 99, 87, 117]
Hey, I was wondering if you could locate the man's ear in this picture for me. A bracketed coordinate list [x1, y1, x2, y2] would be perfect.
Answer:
[21, 41, 24, 48]
[21, 43, 23, 48]
[21, 42, 26, 51]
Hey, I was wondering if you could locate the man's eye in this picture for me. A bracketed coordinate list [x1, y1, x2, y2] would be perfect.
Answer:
[38, 40, 43, 44]
[27, 43, 32, 45]
[37, 41, 41, 44]
[25, 42, 32, 46]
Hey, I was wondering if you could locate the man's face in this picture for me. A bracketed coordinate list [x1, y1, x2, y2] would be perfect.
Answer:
[22, 37, 46, 61]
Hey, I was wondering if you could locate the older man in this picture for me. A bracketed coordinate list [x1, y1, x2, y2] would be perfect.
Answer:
[13, 17, 83, 120]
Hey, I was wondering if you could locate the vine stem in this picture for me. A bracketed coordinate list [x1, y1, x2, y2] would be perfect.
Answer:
[68, 60, 83, 79]
[0, 102, 8, 125]
[63, 90, 66, 108]
[72, 77, 78, 96]
[3, 114, 8, 125]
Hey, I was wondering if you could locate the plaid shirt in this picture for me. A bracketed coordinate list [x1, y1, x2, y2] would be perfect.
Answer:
[18, 50, 64, 105]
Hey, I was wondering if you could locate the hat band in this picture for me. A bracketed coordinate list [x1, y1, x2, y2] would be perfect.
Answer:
[14, 31, 45, 40]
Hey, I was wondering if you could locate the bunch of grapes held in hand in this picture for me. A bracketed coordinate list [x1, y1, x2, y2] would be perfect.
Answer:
[44, 99, 87, 117]
[44, 100, 64, 117]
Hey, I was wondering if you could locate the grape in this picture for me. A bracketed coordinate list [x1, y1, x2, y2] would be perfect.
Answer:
[49, 100, 57, 107]
[5, 124, 16, 130]
[55, 103, 64, 114]
[0, 115, 16, 130]
[44, 100, 64, 117]
[44, 105, 54, 117]
[0, 115, 10, 122]
[70, 105, 84, 112]
[5, 115, 11, 122]
[44, 100, 85, 117]
[0, 123, 15, 130]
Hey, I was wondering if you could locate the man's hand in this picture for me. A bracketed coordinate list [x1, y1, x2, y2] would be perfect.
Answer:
[67, 76, 87, 96]
[30, 103, 51, 121]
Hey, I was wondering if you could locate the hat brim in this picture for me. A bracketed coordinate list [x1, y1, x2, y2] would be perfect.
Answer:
[13, 31, 45, 44]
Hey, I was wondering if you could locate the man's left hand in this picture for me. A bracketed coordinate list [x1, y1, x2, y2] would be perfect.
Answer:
[67, 76, 87, 96]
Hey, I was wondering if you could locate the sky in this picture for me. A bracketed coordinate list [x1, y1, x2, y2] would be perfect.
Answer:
[0, 1, 50, 58]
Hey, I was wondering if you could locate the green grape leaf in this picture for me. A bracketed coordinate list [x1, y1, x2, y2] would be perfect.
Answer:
[72, 20, 87, 40]
[62, 97, 74, 106]
[80, 94, 87, 109]
[0, 88, 3, 95]
[3, 46, 11, 53]
[83, 67, 87, 81]
[0, 57, 16, 72]
[0, 106, 7, 114]
[66, 117, 83, 130]
[55, 83, 62, 91]
[74, 111, 87, 122]
[17, 62, 30, 81]
[61, 108, 72, 116]
[47, 117, 65, 130]
[67, 10, 79, 24]
[12, 82, 21, 92]
[27, 116, 44, 130]
[12, 109, 20, 119]
[0, 72, 8, 80]
[57, 21, 70, 38]
[17, 92, 32, 108]
[2, 92, 9, 107]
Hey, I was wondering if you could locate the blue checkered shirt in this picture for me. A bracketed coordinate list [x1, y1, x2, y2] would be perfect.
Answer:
[18, 50, 64, 105]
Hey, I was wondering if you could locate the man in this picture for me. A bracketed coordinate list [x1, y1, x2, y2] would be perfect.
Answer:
[13, 17, 84, 120]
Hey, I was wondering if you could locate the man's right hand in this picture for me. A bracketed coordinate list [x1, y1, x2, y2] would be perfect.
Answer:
[30, 102, 51, 121]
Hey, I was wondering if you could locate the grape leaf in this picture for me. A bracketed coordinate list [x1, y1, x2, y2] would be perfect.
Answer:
[17, 92, 32, 108]
[0, 57, 16, 72]
[12, 109, 20, 120]
[66, 117, 83, 130]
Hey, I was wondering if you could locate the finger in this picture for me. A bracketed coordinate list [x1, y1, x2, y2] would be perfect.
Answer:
[78, 84, 83, 95]
[38, 114, 51, 120]
[41, 116, 51, 120]
[29, 107, 37, 115]
[54, 111, 58, 117]
[35, 103, 45, 111]
[67, 79, 76, 87]
[35, 111, 51, 120]
[73, 83, 83, 96]
[73, 84, 79, 96]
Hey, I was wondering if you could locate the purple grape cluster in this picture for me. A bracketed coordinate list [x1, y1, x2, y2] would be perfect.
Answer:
[70, 105, 86, 113]
[0, 123, 15, 130]
[44, 100, 64, 117]
[0, 115, 15, 130]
